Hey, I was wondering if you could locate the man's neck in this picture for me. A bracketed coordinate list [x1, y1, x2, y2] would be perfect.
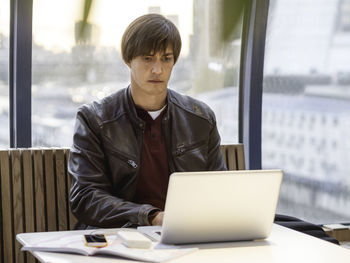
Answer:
[130, 87, 167, 111]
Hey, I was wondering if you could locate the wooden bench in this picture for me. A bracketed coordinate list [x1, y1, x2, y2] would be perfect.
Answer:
[0, 148, 77, 263]
[220, 144, 245, 170]
[0, 144, 245, 263]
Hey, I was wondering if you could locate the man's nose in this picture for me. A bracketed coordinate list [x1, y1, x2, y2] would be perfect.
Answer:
[151, 60, 163, 74]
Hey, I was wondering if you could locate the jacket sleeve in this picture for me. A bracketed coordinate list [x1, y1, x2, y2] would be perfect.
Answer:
[207, 113, 227, 171]
[68, 106, 159, 228]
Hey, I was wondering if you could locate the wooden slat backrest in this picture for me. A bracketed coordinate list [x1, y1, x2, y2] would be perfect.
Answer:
[0, 152, 3, 263]
[44, 150, 57, 231]
[220, 144, 245, 170]
[55, 149, 69, 231]
[21, 150, 35, 263]
[33, 149, 46, 233]
[0, 150, 14, 263]
[11, 150, 25, 263]
[65, 149, 78, 230]
[0, 148, 74, 263]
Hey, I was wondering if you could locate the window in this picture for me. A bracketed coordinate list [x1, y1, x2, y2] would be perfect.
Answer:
[337, 0, 350, 32]
[263, 0, 350, 223]
[0, 0, 9, 148]
[32, 0, 241, 147]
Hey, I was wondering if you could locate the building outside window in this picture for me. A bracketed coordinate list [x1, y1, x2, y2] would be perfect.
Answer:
[262, 0, 350, 223]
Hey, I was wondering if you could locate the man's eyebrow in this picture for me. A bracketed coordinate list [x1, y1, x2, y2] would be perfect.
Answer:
[142, 52, 173, 56]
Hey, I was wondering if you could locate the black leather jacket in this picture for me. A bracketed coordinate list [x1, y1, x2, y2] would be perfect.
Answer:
[69, 87, 226, 229]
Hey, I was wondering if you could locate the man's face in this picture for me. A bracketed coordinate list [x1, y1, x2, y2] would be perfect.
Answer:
[128, 46, 175, 98]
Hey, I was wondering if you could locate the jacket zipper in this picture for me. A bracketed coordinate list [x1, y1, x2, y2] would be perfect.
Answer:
[162, 117, 176, 173]
[133, 122, 144, 192]
[174, 140, 206, 156]
[139, 123, 145, 171]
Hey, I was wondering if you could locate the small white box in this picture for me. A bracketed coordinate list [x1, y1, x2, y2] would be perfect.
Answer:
[117, 230, 152, 249]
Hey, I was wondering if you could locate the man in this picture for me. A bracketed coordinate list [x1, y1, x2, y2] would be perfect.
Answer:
[69, 14, 226, 229]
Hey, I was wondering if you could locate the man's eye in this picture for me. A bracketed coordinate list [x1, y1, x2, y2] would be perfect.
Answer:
[163, 57, 173, 62]
[143, 57, 152, 62]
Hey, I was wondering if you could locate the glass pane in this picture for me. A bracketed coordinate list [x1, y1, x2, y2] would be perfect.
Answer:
[0, 0, 9, 148]
[32, 0, 241, 147]
[263, 0, 350, 223]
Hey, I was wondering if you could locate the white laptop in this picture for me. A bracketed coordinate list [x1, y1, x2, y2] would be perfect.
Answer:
[138, 169, 283, 244]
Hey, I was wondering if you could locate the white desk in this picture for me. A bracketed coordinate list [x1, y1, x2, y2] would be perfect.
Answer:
[17, 224, 350, 263]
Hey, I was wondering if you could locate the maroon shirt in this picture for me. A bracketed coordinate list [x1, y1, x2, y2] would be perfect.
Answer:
[133, 107, 169, 210]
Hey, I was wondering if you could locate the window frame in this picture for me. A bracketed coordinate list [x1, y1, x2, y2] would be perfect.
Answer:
[239, 0, 269, 169]
[9, 0, 33, 147]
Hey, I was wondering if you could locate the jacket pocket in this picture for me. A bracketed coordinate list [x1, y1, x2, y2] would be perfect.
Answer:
[173, 140, 208, 171]
[174, 140, 207, 157]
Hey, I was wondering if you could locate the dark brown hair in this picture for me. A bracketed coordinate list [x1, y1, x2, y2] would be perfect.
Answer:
[121, 14, 182, 64]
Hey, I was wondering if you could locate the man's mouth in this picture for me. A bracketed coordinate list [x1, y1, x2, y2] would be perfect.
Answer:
[148, 80, 163, 83]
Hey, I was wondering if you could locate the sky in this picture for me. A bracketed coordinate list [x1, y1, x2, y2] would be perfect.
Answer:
[0, 0, 193, 54]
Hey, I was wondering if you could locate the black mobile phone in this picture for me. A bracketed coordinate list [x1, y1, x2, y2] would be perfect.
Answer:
[84, 234, 108, 247]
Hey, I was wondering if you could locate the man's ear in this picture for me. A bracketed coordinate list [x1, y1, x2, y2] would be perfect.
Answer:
[126, 61, 131, 68]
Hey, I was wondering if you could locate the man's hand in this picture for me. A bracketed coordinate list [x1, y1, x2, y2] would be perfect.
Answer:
[151, 212, 164, 226]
